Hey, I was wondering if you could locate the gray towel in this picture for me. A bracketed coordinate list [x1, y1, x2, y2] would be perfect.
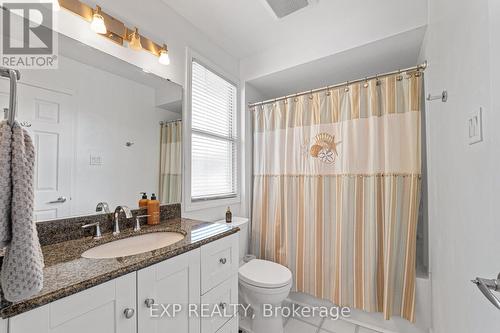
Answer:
[0, 121, 44, 302]
[0, 121, 12, 247]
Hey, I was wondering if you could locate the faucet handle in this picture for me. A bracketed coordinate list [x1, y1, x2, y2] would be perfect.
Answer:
[134, 215, 150, 232]
[82, 222, 102, 239]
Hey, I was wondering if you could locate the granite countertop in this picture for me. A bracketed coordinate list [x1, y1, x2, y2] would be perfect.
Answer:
[0, 218, 239, 319]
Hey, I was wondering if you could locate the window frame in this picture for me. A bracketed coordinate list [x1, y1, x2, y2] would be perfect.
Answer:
[184, 49, 241, 211]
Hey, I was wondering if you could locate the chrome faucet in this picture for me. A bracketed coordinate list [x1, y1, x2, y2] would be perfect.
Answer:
[113, 205, 133, 236]
[96, 202, 111, 214]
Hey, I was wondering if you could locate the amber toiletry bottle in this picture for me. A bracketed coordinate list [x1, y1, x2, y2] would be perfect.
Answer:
[139, 192, 149, 208]
[226, 206, 232, 223]
[147, 193, 160, 225]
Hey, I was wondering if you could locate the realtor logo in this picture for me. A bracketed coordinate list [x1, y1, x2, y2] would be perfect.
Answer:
[1, 1, 58, 69]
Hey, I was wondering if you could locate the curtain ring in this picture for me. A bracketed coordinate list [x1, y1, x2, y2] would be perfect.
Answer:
[294, 93, 299, 102]
[326, 86, 331, 96]
[376, 75, 381, 86]
[363, 78, 369, 88]
[308, 90, 314, 100]
[414, 69, 422, 77]
[344, 81, 350, 92]
[396, 70, 403, 81]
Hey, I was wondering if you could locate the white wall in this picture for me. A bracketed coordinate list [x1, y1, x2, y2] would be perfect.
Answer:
[23, 55, 178, 216]
[420, 0, 500, 332]
[240, 0, 428, 81]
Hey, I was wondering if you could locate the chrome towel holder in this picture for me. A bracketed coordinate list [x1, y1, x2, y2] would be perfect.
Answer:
[427, 90, 448, 102]
[472, 272, 500, 309]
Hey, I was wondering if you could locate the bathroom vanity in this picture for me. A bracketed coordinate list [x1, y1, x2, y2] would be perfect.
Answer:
[0, 218, 239, 333]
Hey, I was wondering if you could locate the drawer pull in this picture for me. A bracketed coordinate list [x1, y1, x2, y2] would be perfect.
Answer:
[219, 302, 227, 310]
[123, 308, 135, 319]
[145, 298, 155, 308]
[219, 258, 227, 264]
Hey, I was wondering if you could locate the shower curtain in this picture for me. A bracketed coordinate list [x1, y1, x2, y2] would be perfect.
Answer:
[159, 121, 182, 204]
[251, 72, 422, 322]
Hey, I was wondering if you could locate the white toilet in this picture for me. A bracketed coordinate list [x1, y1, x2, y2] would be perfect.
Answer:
[217, 217, 293, 333]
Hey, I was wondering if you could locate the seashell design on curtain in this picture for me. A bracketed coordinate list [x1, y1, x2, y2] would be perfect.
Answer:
[251, 72, 423, 322]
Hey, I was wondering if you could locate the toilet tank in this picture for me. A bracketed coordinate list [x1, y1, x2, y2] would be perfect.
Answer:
[215, 217, 249, 263]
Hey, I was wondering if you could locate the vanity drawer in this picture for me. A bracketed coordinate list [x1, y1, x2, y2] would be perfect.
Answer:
[201, 275, 238, 333]
[201, 233, 239, 294]
[216, 315, 238, 333]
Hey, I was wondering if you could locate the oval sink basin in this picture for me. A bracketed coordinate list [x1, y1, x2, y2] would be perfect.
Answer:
[81, 232, 185, 259]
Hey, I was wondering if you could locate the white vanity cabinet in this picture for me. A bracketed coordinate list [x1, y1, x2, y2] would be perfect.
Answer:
[200, 233, 239, 333]
[0, 318, 7, 333]
[5, 233, 239, 333]
[137, 248, 201, 333]
[9, 272, 137, 333]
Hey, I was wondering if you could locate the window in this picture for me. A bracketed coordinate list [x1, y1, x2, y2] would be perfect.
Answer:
[190, 59, 238, 202]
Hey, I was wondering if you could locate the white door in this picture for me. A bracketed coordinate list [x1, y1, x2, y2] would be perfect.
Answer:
[137, 248, 201, 333]
[0, 79, 74, 221]
[9, 273, 137, 333]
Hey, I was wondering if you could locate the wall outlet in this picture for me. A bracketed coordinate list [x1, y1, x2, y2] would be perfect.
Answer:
[468, 107, 483, 145]
[89, 153, 103, 165]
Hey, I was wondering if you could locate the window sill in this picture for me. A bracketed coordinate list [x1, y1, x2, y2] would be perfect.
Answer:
[184, 196, 241, 212]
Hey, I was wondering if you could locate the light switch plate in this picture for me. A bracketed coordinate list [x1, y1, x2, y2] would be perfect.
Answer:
[89, 152, 104, 165]
[468, 107, 483, 145]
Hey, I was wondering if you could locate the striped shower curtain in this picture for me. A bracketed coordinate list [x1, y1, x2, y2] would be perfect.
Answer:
[159, 121, 182, 204]
[251, 72, 422, 321]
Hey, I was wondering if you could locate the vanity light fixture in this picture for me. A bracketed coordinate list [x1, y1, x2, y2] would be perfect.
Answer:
[128, 27, 142, 51]
[60, 0, 170, 65]
[158, 45, 170, 65]
[90, 5, 106, 34]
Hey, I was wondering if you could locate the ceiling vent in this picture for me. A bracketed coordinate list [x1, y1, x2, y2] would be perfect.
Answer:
[263, 0, 316, 18]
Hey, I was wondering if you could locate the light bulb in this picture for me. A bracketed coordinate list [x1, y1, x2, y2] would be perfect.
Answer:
[128, 27, 142, 51]
[90, 6, 106, 34]
[159, 47, 170, 65]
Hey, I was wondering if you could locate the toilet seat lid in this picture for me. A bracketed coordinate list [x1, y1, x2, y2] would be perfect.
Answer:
[239, 259, 292, 288]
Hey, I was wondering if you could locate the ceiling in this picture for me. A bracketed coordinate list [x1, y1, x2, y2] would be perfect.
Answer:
[161, 0, 427, 60]
[247, 27, 427, 101]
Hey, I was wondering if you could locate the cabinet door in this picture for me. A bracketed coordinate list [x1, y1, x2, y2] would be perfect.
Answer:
[137, 248, 201, 333]
[9, 273, 137, 333]
[0, 319, 6, 333]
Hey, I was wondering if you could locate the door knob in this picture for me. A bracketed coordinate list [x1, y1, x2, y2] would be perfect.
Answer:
[145, 298, 155, 308]
[123, 308, 135, 319]
[48, 196, 67, 204]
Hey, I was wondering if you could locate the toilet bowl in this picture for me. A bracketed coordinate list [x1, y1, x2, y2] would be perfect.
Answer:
[216, 217, 293, 333]
[239, 259, 292, 333]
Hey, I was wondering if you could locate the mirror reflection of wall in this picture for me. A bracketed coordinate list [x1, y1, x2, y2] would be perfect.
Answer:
[0, 33, 183, 222]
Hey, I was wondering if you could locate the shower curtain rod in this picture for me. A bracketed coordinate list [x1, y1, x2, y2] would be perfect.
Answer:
[248, 61, 427, 108]
[159, 119, 181, 125]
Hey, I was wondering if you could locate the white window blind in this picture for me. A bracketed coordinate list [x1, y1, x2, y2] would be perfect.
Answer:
[191, 59, 237, 201]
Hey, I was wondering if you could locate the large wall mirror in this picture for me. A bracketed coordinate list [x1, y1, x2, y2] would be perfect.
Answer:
[0, 33, 183, 222]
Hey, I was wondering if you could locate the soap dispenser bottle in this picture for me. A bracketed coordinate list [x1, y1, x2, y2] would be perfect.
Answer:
[139, 192, 149, 208]
[225, 206, 232, 223]
[147, 193, 160, 225]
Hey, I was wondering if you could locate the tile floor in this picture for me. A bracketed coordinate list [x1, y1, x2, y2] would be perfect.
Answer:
[283, 315, 381, 333]
[240, 303, 382, 333]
